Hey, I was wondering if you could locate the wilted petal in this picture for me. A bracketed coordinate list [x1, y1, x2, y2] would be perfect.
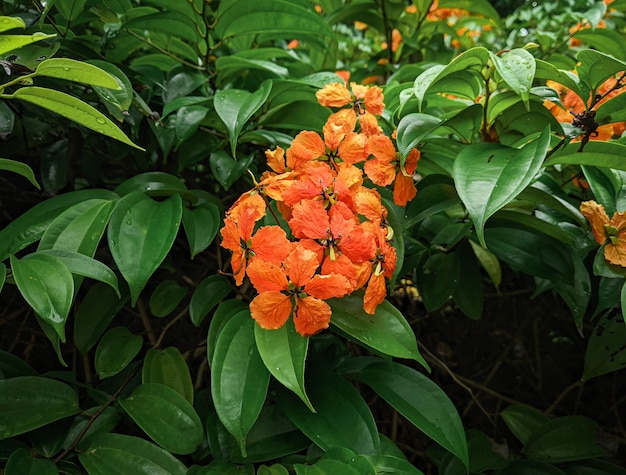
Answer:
[580, 200, 610, 245]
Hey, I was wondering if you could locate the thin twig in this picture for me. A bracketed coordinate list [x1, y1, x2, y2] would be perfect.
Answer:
[544, 380, 583, 415]
[153, 306, 189, 349]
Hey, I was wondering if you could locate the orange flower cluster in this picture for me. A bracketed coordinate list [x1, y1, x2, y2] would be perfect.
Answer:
[544, 78, 626, 140]
[580, 200, 626, 267]
[221, 82, 420, 336]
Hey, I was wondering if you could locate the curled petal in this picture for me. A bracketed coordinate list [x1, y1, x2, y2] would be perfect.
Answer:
[339, 225, 377, 263]
[294, 296, 332, 336]
[250, 291, 293, 330]
[247, 259, 289, 293]
[231, 249, 246, 286]
[580, 200, 610, 245]
[289, 131, 326, 168]
[363, 272, 387, 314]
[354, 187, 386, 222]
[604, 241, 626, 267]
[320, 255, 358, 289]
[404, 148, 420, 174]
[359, 111, 382, 136]
[393, 172, 417, 206]
[364, 86, 384, 115]
[220, 216, 240, 251]
[227, 193, 266, 222]
[265, 146, 286, 173]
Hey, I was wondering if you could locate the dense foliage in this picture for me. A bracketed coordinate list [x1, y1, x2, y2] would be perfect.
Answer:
[1, 0, 626, 473]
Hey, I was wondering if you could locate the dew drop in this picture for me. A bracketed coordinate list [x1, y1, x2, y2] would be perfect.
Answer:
[95, 117, 107, 124]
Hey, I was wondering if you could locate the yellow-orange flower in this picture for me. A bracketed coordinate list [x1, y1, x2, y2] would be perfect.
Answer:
[580, 200, 626, 267]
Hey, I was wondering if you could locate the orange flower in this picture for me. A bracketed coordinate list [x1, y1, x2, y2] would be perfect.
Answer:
[580, 200, 626, 267]
[360, 225, 397, 314]
[394, 148, 420, 206]
[315, 82, 352, 108]
[282, 162, 355, 210]
[220, 203, 291, 285]
[247, 246, 352, 335]
[316, 82, 385, 117]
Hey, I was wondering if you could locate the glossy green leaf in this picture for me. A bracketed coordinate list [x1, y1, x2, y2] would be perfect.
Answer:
[8, 87, 143, 150]
[188, 461, 254, 475]
[329, 295, 428, 368]
[454, 128, 550, 247]
[524, 416, 611, 463]
[583, 312, 626, 381]
[277, 368, 380, 456]
[113, 171, 189, 198]
[5, 448, 58, 475]
[0, 189, 118, 262]
[214, 80, 272, 157]
[108, 192, 182, 305]
[209, 151, 255, 190]
[535, 59, 581, 97]
[175, 105, 208, 144]
[149, 280, 187, 317]
[0, 16, 25, 32]
[62, 406, 121, 451]
[207, 302, 248, 365]
[78, 433, 187, 475]
[0, 33, 56, 56]
[574, 29, 626, 62]
[38, 199, 115, 256]
[295, 447, 376, 474]
[0, 376, 79, 439]
[88, 60, 134, 112]
[119, 383, 203, 454]
[255, 318, 314, 412]
[211, 312, 270, 456]
[0, 350, 36, 378]
[189, 274, 232, 326]
[501, 404, 550, 445]
[28, 416, 73, 458]
[545, 141, 626, 171]
[95, 327, 143, 378]
[414, 251, 460, 312]
[182, 202, 221, 259]
[142, 347, 194, 404]
[123, 11, 200, 43]
[11, 253, 74, 342]
[38, 249, 119, 295]
[74, 282, 129, 354]
[358, 360, 469, 470]
[34, 58, 119, 89]
[0, 158, 40, 188]
[490, 48, 535, 108]
[363, 455, 425, 475]
[53, 0, 88, 21]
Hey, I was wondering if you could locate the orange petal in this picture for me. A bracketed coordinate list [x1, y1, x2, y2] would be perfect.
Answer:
[339, 225, 377, 263]
[231, 249, 246, 286]
[363, 273, 387, 314]
[404, 148, 420, 174]
[338, 132, 368, 164]
[250, 226, 292, 264]
[393, 173, 417, 206]
[220, 216, 240, 251]
[294, 296, 332, 336]
[354, 186, 385, 222]
[250, 291, 293, 330]
[265, 146, 286, 173]
[227, 193, 266, 222]
[580, 200, 610, 245]
[310, 266, 355, 297]
[604, 242, 626, 267]
[359, 111, 382, 137]
[288, 131, 326, 168]
[247, 259, 289, 293]
[289, 199, 329, 239]
[316, 82, 352, 108]
[285, 245, 321, 288]
[364, 85, 384, 115]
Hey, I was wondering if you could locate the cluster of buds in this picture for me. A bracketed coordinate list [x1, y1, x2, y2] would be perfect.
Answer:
[220, 81, 420, 336]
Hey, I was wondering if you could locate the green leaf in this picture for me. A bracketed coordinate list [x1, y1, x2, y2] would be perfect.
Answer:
[453, 128, 550, 247]
[142, 347, 194, 405]
[113, 171, 189, 198]
[88, 60, 134, 112]
[10, 253, 74, 342]
[62, 406, 121, 451]
[254, 318, 314, 412]
[34, 58, 120, 89]
[189, 274, 232, 326]
[545, 141, 626, 171]
[0, 33, 56, 56]
[54, 0, 88, 21]
[8, 87, 143, 150]
[209, 151, 255, 190]
[38, 249, 119, 295]
[214, 79, 272, 157]
[583, 313, 626, 381]
[78, 433, 188, 475]
[0, 16, 26, 33]
[501, 460, 567, 474]
[74, 282, 130, 355]
[363, 454, 425, 475]
[577, 49, 626, 91]
[5, 448, 58, 475]
[501, 404, 550, 446]
[0, 158, 40, 188]
[0, 350, 37, 378]
[277, 368, 380, 456]
[207, 302, 248, 365]
[95, 327, 143, 378]
[175, 105, 208, 145]
[329, 295, 428, 368]
[107, 192, 182, 305]
[182, 202, 221, 259]
[211, 312, 270, 456]
[452, 242, 483, 320]
[357, 360, 469, 470]
[119, 383, 203, 455]
[574, 29, 626, 62]
[414, 251, 460, 312]
[0, 376, 79, 439]
[524, 416, 611, 463]
[535, 59, 581, 97]
[123, 11, 200, 43]
[0, 189, 118, 262]
[490, 48, 535, 108]
[149, 280, 187, 317]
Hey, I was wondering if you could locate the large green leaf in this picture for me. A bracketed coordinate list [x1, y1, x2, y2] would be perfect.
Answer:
[10, 253, 74, 342]
[545, 141, 626, 171]
[0, 158, 40, 189]
[107, 192, 182, 305]
[214, 80, 272, 157]
[149, 280, 187, 317]
[0, 16, 26, 33]
[207, 302, 248, 365]
[0, 33, 56, 56]
[501, 404, 550, 446]
[414, 251, 460, 312]
[88, 60, 134, 112]
[453, 127, 550, 247]
[211, 312, 270, 456]
[357, 360, 469, 470]
[189, 274, 232, 326]
[94, 327, 143, 378]
[0, 189, 118, 262]
[0, 376, 79, 439]
[276, 368, 381, 456]
[7, 87, 143, 150]
[5, 447, 58, 474]
[142, 347, 194, 405]
[182, 202, 221, 259]
[34, 58, 120, 89]
[490, 48, 535, 108]
[119, 383, 203, 455]
[574, 29, 626, 62]
[583, 313, 626, 381]
[78, 433, 187, 475]
[329, 295, 428, 368]
[576, 49, 626, 91]
[254, 318, 313, 412]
